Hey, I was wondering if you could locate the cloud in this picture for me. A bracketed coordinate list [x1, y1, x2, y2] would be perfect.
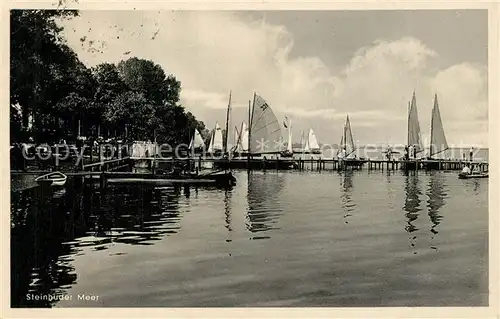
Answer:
[59, 10, 488, 147]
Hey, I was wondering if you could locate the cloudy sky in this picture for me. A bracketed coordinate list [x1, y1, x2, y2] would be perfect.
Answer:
[59, 9, 488, 147]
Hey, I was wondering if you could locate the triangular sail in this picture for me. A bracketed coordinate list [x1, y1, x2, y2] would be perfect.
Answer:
[238, 121, 249, 152]
[430, 94, 448, 157]
[232, 125, 240, 151]
[344, 116, 355, 156]
[189, 129, 205, 150]
[407, 92, 423, 153]
[338, 134, 344, 156]
[208, 122, 223, 153]
[285, 116, 293, 153]
[306, 128, 320, 151]
[250, 95, 284, 154]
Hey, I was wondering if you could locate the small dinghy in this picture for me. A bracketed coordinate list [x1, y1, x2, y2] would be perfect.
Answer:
[35, 171, 67, 186]
[458, 172, 489, 179]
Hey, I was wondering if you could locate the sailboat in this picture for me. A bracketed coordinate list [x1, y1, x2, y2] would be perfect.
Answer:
[233, 121, 249, 156]
[337, 115, 364, 169]
[338, 115, 356, 159]
[281, 115, 294, 157]
[189, 129, 205, 153]
[304, 128, 321, 155]
[207, 122, 223, 155]
[428, 94, 449, 159]
[231, 125, 240, 153]
[407, 91, 424, 160]
[247, 94, 297, 169]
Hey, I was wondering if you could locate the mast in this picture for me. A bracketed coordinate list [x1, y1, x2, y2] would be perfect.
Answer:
[407, 100, 411, 146]
[344, 115, 347, 153]
[300, 130, 304, 154]
[430, 96, 434, 157]
[247, 96, 254, 165]
[224, 90, 232, 156]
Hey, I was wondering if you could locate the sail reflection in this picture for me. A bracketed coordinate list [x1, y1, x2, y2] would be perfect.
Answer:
[246, 172, 285, 237]
[340, 172, 355, 223]
[403, 172, 422, 248]
[10, 178, 184, 307]
[426, 172, 447, 235]
[224, 189, 232, 233]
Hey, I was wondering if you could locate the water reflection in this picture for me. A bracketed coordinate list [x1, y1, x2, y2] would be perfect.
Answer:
[340, 172, 355, 223]
[246, 172, 285, 238]
[224, 189, 233, 233]
[11, 184, 80, 307]
[10, 177, 184, 307]
[403, 172, 422, 250]
[426, 173, 447, 236]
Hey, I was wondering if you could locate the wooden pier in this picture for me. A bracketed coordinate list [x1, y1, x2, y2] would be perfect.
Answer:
[11, 156, 489, 177]
[126, 157, 489, 173]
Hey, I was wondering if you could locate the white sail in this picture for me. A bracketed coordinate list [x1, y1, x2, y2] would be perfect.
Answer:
[305, 128, 320, 151]
[232, 125, 240, 151]
[285, 116, 293, 153]
[430, 94, 448, 157]
[189, 129, 205, 150]
[343, 116, 355, 156]
[337, 134, 344, 157]
[249, 95, 284, 154]
[208, 122, 223, 153]
[407, 92, 423, 153]
[237, 121, 249, 152]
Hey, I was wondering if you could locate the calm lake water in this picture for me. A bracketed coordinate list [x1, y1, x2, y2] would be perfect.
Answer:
[10, 170, 488, 307]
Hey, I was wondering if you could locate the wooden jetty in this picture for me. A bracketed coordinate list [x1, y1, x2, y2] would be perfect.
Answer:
[122, 156, 489, 173]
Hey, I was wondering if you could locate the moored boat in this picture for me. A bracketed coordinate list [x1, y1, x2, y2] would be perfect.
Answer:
[105, 170, 236, 187]
[215, 93, 298, 170]
[304, 128, 321, 155]
[458, 172, 488, 179]
[337, 115, 364, 169]
[35, 171, 67, 187]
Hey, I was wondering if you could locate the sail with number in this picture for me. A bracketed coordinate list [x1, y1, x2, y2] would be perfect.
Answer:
[208, 122, 223, 153]
[429, 94, 448, 157]
[250, 94, 284, 154]
[305, 128, 320, 152]
[407, 92, 423, 153]
[189, 129, 205, 150]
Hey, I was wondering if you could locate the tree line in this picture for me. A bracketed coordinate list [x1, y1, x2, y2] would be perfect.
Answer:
[10, 9, 209, 146]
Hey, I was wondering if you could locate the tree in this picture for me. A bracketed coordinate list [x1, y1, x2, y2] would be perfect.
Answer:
[10, 9, 81, 142]
[10, 12, 209, 147]
[117, 57, 181, 105]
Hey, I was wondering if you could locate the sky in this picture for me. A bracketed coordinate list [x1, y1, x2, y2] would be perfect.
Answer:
[58, 9, 489, 147]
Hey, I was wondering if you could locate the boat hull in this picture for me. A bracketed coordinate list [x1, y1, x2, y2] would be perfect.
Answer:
[35, 172, 67, 187]
[458, 173, 488, 179]
[213, 158, 298, 170]
[103, 171, 236, 187]
[338, 159, 367, 169]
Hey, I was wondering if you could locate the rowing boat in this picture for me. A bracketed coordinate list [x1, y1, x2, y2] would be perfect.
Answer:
[35, 171, 67, 186]
[458, 172, 488, 179]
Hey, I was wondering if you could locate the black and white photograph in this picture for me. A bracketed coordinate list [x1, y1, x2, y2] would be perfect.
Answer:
[6, 1, 497, 314]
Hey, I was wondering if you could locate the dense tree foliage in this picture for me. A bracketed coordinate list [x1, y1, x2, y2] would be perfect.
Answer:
[10, 10, 207, 146]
